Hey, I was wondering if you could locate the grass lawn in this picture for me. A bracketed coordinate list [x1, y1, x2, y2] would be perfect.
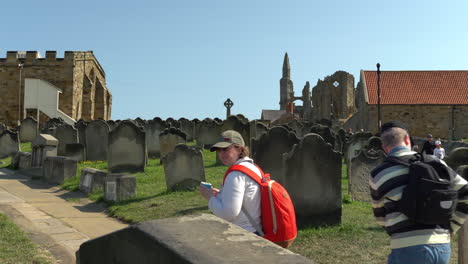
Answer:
[0, 213, 54, 264]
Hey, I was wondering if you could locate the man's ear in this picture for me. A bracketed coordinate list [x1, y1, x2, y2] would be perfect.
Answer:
[403, 134, 411, 147]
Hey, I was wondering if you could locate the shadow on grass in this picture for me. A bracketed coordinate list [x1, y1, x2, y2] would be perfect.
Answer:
[174, 205, 209, 216]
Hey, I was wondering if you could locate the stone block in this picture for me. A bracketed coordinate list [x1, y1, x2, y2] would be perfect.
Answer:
[104, 174, 136, 202]
[80, 168, 108, 194]
[76, 214, 313, 264]
[18, 152, 32, 169]
[43, 156, 78, 185]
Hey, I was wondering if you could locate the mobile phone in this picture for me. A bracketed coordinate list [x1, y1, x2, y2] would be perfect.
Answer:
[200, 182, 212, 188]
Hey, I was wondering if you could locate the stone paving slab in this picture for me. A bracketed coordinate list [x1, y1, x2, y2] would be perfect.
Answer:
[0, 168, 129, 263]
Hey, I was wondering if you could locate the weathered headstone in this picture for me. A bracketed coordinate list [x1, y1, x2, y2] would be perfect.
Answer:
[165, 117, 179, 128]
[85, 120, 110, 161]
[159, 127, 187, 159]
[65, 143, 85, 161]
[196, 118, 221, 149]
[445, 147, 468, 171]
[251, 126, 299, 185]
[108, 120, 146, 173]
[17, 152, 32, 169]
[162, 144, 205, 191]
[145, 117, 165, 158]
[104, 174, 136, 202]
[55, 124, 79, 156]
[75, 120, 88, 146]
[308, 124, 337, 149]
[349, 149, 386, 202]
[283, 133, 342, 227]
[0, 130, 20, 159]
[134, 117, 146, 128]
[366, 136, 384, 152]
[43, 156, 78, 185]
[344, 132, 372, 163]
[178, 118, 194, 142]
[31, 134, 58, 167]
[80, 168, 108, 194]
[19, 117, 38, 142]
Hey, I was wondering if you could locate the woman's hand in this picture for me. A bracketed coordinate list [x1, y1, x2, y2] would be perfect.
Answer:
[198, 185, 219, 200]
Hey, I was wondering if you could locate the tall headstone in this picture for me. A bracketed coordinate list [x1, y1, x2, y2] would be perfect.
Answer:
[108, 120, 146, 173]
[19, 117, 38, 142]
[196, 118, 221, 149]
[75, 120, 88, 146]
[55, 124, 79, 156]
[349, 149, 386, 202]
[85, 120, 110, 161]
[159, 128, 186, 159]
[283, 133, 342, 227]
[308, 124, 337, 150]
[344, 132, 372, 163]
[178, 118, 194, 142]
[162, 144, 205, 191]
[251, 126, 299, 185]
[145, 117, 165, 158]
[0, 130, 20, 159]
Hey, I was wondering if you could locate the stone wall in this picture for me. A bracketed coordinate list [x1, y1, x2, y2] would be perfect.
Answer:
[0, 51, 112, 127]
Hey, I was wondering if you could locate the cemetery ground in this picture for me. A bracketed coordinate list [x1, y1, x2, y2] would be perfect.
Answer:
[0, 143, 460, 264]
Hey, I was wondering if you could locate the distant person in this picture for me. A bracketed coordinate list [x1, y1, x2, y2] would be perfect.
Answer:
[346, 128, 354, 136]
[421, 134, 435, 155]
[198, 130, 262, 234]
[434, 140, 446, 159]
[369, 121, 468, 264]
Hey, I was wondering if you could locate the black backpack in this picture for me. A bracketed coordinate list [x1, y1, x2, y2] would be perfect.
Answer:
[386, 154, 458, 225]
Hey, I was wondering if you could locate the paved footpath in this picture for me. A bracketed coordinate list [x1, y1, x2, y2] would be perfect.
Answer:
[0, 168, 128, 263]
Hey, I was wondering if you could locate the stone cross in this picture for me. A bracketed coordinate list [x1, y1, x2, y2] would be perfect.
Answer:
[224, 98, 234, 119]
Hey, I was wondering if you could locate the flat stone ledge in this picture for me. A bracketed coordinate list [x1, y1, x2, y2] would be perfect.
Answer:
[77, 213, 313, 264]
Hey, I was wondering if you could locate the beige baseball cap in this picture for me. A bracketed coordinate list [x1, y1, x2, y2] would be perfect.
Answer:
[210, 130, 245, 152]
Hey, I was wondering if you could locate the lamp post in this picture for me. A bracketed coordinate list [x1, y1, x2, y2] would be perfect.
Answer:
[18, 61, 24, 126]
[376, 63, 382, 131]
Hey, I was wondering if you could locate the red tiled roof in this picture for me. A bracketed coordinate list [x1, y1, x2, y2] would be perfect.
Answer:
[363, 71, 468, 105]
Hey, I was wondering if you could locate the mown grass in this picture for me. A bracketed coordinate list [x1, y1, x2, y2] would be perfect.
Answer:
[0, 213, 54, 264]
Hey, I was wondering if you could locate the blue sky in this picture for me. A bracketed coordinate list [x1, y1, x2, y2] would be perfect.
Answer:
[2, 1, 467, 120]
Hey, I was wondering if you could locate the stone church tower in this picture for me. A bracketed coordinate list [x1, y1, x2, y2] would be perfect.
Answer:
[279, 53, 294, 111]
[0, 51, 112, 127]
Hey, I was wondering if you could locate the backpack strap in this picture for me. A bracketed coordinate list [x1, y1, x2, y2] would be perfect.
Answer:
[385, 153, 421, 166]
[223, 164, 265, 185]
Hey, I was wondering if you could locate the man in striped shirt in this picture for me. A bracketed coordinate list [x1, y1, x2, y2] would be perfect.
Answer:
[370, 121, 468, 264]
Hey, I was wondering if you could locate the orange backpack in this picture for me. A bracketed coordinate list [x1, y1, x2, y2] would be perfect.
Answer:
[224, 164, 297, 248]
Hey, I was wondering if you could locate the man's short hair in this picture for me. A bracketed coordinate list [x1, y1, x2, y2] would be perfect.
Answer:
[380, 121, 409, 148]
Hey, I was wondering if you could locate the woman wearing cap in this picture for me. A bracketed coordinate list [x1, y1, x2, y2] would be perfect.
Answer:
[434, 140, 446, 160]
[198, 130, 262, 234]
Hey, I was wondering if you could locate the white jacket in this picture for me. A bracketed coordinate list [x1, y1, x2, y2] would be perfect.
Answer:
[208, 157, 262, 232]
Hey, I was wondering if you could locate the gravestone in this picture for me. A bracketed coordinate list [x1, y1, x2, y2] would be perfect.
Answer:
[283, 133, 342, 227]
[65, 143, 85, 161]
[55, 124, 79, 156]
[366, 136, 384, 152]
[178, 118, 194, 142]
[196, 118, 221, 149]
[19, 117, 38, 142]
[287, 120, 304, 137]
[104, 174, 136, 202]
[445, 147, 468, 171]
[75, 120, 87, 146]
[162, 144, 205, 191]
[85, 120, 110, 161]
[251, 126, 299, 185]
[159, 127, 187, 159]
[0, 130, 19, 159]
[145, 117, 165, 158]
[43, 156, 78, 185]
[344, 132, 372, 163]
[134, 117, 146, 128]
[308, 124, 337, 150]
[108, 120, 146, 173]
[31, 134, 58, 167]
[106, 120, 117, 131]
[349, 149, 386, 202]
[165, 117, 179, 128]
[17, 152, 32, 169]
[80, 168, 108, 194]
